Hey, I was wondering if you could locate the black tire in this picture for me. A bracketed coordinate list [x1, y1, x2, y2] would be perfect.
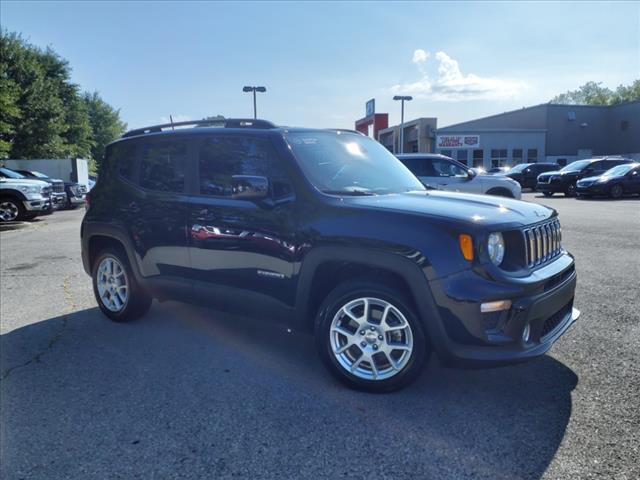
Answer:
[0, 197, 26, 222]
[565, 182, 577, 197]
[315, 280, 429, 392]
[92, 247, 152, 322]
[542, 192, 553, 197]
[609, 184, 624, 199]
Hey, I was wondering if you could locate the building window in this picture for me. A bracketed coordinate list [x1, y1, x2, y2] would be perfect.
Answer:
[512, 149, 523, 164]
[440, 150, 452, 158]
[456, 150, 469, 166]
[472, 149, 483, 167]
[527, 149, 538, 162]
[490, 149, 508, 168]
[411, 144, 418, 153]
[557, 158, 567, 166]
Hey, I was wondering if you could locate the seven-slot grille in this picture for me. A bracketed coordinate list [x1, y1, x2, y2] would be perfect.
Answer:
[53, 182, 65, 193]
[523, 219, 562, 267]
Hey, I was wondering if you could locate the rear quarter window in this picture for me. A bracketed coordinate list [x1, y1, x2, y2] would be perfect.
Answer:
[139, 140, 188, 193]
[108, 142, 137, 182]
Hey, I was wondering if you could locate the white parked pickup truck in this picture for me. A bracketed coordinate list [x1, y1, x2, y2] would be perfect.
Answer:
[397, 154, 522, 199]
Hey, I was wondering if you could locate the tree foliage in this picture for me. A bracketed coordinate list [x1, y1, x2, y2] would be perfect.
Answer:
[83, 91, 126, 166]
[0, 30, 125, 162]
[551, 80, 640, 105]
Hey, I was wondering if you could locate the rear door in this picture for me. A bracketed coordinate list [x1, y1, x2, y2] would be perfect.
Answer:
[126, 137, 194, 297]
[186, 133, 298, 316]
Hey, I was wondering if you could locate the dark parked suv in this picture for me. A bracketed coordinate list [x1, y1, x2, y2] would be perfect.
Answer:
[81, 118, 580, 391]
[504, 163, 558, 189]
[536, 157, 633, 197]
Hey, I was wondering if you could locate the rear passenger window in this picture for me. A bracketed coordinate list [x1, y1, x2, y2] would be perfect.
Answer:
[401, 159, 435, 177]
[198, 136, 292, 198]
[139, 141, 188, 193]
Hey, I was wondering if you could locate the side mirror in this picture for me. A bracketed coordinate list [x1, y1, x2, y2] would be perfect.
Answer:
[231, 175, 269, 200]
[467, 169, 477, 180]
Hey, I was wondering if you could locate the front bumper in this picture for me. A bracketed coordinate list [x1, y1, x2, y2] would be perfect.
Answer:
[536, 181, 567, 193]
[427, 253, 579, 367]
[576, 184, 607, 196]
[22, 196, 52, 213]
[52, 192, 68, 208]
[69, 194, 86, 205]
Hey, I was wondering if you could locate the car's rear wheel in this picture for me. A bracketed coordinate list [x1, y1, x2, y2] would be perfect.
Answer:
[609, 184, 624, 199]
[92, 247, 152, 322]
[0, 198, 25, 222]
[315, 281, 428, 392]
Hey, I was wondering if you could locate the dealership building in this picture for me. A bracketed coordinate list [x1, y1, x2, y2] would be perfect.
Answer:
[360, 100, 640, 169]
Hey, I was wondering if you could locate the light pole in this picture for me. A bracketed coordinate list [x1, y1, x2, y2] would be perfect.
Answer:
[243, 86, 267, 119]
[393, 95, 412, 154]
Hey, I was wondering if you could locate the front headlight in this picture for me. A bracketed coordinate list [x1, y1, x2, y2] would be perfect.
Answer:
[20, 185, 40, 194]
[487, 232, 505, 266]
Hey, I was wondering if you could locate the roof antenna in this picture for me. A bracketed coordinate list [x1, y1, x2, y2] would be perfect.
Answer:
[169, 115, 175, 130]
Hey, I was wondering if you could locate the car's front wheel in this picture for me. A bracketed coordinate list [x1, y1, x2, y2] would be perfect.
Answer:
[609, 184, 624, 199]
[92, 247, 152, 322]
[315, 281, 428, 392]
[565, 182, 577, 197]
[0, 197, 25, 222]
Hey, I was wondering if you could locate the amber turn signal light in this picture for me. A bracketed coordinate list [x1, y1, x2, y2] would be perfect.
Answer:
[459, 234, 474, 261]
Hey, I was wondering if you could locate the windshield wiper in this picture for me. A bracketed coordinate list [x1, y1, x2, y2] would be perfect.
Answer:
[321, 188, 377, 196]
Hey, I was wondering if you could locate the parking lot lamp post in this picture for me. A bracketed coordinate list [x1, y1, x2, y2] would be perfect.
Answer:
[243, 86, 267, 119]
[393, 95, 412, 154]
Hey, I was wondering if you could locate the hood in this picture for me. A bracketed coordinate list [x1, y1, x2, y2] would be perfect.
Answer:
[346, 190, 554, 227]
[0, 177, 50, 187]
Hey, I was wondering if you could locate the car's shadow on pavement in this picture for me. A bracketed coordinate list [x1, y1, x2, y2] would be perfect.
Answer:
[1, 302, 578, 479]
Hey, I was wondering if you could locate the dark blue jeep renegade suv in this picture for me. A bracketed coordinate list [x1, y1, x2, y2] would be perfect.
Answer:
[81, 118, 579, 391]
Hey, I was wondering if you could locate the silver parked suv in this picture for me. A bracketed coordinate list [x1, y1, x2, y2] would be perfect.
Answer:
[397, 154, 522, 199]
[0, 166, 52, 221]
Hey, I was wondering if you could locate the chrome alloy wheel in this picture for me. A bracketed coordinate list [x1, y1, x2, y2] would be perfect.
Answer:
[0, 201, 19, 221]
[330, 297, 413, 381]
[96, 257, 129, 312]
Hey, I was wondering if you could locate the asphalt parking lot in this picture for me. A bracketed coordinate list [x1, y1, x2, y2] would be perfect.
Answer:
[1, 193, 639, 480]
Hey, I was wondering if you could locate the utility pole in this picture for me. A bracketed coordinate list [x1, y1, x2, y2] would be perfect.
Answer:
[393, 95, 413, 153]
[243, 86, 267, 119]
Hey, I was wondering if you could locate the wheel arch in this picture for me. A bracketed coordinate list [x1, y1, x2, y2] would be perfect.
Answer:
[293, 247, 443, 344]
[485, 187, 515, 198]
[82, 224, 144, 284]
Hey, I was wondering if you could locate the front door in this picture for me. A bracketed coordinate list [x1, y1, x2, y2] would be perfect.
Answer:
[186, 134, 298, 316]
[420, 157, 476, 193]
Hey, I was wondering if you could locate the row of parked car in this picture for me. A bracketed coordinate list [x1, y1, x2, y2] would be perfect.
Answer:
[0, 166, 90, 222]
[397, 154, 639, 200]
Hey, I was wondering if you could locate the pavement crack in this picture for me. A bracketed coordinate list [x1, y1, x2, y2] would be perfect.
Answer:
[1, 276, 75, 381]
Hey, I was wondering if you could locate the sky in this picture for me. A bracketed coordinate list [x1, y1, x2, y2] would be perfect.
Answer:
[1, 1, 639, 131]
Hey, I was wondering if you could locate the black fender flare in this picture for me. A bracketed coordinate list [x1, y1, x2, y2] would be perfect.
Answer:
[0, 189, 28, 202]
[485, 187, 515, 198]
[81, 222, 145, 283]
[292, 246, 449, 355]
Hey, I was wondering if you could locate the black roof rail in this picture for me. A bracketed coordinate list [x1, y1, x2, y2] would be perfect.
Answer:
[122, 118, 277, 138]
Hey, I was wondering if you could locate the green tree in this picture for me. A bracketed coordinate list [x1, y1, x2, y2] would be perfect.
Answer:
[551, 80, 639, 105]
[0, 61, 21, 158]
[82, 91, 127, 168]
[611, 79, 640, 104]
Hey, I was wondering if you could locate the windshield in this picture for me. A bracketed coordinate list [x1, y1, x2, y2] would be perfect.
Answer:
[285, 131, 425, 195]
[560, 160, 591, 172]
[29, 171, 49, 178]
[0, 167, 25, 179]
[603, 164, 635, 176]
[507, 163, 530, 173]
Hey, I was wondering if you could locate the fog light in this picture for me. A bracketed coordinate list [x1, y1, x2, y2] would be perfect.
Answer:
[480, 300, 512, 313]
[522, 324, 531, 343]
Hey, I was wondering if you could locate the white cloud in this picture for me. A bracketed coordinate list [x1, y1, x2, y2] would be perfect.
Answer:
[412, 49, 429, 65]
[392, 50, 526, 101]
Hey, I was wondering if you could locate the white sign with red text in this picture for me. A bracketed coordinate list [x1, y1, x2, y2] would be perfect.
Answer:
[437, 135, 480, 149]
